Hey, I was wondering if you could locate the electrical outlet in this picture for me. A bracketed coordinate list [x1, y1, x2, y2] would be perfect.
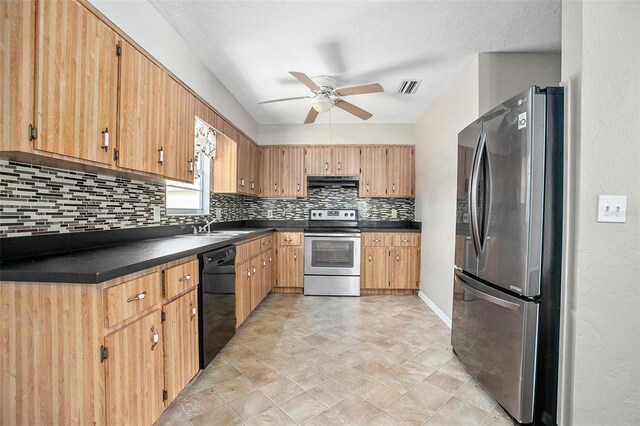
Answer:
[390, 208, 398, 219]
[267, 209, 273, 219]
[215, 208, 222, 220]
[597, 195, 627, 223]
[153, 206, 161, 222]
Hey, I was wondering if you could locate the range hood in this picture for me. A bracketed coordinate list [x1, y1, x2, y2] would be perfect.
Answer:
[307, 176, 359, 189]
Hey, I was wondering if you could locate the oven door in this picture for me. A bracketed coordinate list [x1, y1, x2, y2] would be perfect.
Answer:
[304, 234, 361, 276]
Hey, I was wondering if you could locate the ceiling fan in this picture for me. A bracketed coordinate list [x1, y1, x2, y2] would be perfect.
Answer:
[258, 71, 384, 124]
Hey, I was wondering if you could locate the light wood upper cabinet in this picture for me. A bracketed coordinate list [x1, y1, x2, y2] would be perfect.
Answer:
[305, 146, 333, 175]
[333, 146, 361, 176]
[1, 0, 35, 152]
[360, 146, 388, 197]
[34, 0, 118, 165]
[216, 132, 259, 195]
[281, 146, 306, 197]
[237, 135, 259, 194]
[105, 309, 165, 426]
[164, 77, 195, 182]
[213, 133, 238, 194]
[388, 146, 414, 197]
[118, 40, 164, 175]
[259, 146, 280, 197]
[163, 288, 199, 405]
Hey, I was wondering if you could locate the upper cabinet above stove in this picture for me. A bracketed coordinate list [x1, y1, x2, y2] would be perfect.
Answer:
[360, 146, 415, 198]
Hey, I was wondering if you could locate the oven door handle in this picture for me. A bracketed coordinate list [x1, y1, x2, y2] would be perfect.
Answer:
[304, 233, 361, 238]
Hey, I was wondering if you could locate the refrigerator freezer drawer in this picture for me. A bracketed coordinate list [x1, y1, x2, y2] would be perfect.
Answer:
[451, 270, 539, 424]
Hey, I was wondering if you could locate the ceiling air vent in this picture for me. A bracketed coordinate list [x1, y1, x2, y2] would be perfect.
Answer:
[396, 79, 422, 95]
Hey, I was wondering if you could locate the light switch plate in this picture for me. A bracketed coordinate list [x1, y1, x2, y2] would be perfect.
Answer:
[597, 195, 627, 223]
[267, 209, 273, 219]
[153, 206, 161, 222]
[390, 208, 398, 219]
[215, 208, 222, 220]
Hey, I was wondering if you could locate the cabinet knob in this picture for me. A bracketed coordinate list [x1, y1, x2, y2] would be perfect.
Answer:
[151, 325, 159, 351]
[101, 128, 109, 151]
[157, 147, 164, 165]
[190, 302, 197, 319]
[178, 274, 191, 282]
[127, 291, 146, 303]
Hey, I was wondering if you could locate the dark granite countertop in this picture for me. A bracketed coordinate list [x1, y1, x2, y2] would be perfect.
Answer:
[0, 220, 421, 284]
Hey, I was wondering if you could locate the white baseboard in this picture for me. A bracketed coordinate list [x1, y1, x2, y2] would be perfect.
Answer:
[418, 291, 452, 329]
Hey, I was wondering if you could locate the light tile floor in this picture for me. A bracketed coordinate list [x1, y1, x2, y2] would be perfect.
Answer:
[155, 294, 514, 425]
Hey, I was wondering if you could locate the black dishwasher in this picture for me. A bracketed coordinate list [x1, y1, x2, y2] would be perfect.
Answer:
[198, 245, 236, 369]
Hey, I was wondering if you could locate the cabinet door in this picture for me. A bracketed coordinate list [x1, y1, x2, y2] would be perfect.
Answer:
[249, 140, 260, 194]
[1, 0, 35, 151]
[305, 146, 332, 175]
[281, 146, 306, 197]
[276, 246, 303, 287]
[333, 146, 361, 176]
[388, 146, 415, 197]
[163, 288, 198, 405]
[119, 40, 164, 175]
[390, 247, 420, 289]
[105, 310, 164, 425]
[35, 0, 118, 165]
[212, 133, 238, 193]
[250, 259, 260, 311]
[362, 247, 389, 289]
[236, 134, 250, 193]
[259, 146, 279, 197]
[164, 78, 195, 182]
[235, 261, 251, 327]
[263, 249, 274, 297]
[360, 146, 388, 197]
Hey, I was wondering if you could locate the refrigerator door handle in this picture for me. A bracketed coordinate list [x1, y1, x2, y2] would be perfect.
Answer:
[469, 132, 486, 257]
[456, 270, 521, 311]
[480, 133, 492, 253]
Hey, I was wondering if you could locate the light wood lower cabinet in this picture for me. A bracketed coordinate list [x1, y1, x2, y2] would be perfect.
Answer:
[163, 288, 199, 405]
[235, 234, 274, 328]
[105, 309, 165, 425]
[0, 256, 200, 426]
[274, 232, 304, 290]
[361, 232, 421, 290]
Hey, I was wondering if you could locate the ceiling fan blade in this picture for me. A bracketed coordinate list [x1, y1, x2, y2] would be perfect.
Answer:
[290, 71, 319, 91]
[258, 96, 310, 105]
[335, 83, 383, 97]
[304, 108, 319, 124]
[334, 100, 373, 120]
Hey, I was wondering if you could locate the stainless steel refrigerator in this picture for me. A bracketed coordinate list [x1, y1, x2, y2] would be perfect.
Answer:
[452, 86, 563, 425]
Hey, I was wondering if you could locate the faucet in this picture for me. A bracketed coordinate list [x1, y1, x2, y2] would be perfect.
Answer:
[194, 219, 217, 234]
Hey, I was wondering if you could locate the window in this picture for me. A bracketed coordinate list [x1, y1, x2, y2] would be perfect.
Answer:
[166, 118, 216, 215]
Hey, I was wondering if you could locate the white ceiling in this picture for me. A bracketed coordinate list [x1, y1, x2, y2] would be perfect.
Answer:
[150, 1, 561, 125]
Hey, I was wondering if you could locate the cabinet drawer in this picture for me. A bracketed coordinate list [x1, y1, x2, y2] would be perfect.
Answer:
[391, 233, 420, 247]
[260, 234, 274, 251]
[236, 238, 261, 264]
[164, 259, 199, 300]
[105, 272, 162, 328]
[276, 232, 302, 246]
[362, 233, 390, 247]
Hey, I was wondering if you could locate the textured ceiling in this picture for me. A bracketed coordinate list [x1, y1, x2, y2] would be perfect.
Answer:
[150, 1, 560, 125]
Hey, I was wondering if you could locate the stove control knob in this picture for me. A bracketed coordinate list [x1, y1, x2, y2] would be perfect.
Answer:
[318, 212, 322, 217]
[344, 213, 348, 217]
[350, 213, 354, 217]
[312, 213, 316, 217]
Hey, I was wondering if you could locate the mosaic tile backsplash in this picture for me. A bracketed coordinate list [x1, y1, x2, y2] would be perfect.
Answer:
[0, 160, 414, 238]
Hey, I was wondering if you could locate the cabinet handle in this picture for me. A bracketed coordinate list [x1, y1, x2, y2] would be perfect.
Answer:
[151, 325, 159, 351]
[252, 267, 256, 275]
[368, 255, 372, 262]
[325, 162, 328, 171]
[190, 302, 197, 319]
[396, 255, 400, 262]
[338, 161, 341, 171]
[401, 239, 409, 243]
[366, 184, 370, 192]
[293, 254, 297, 261]
[269, 257, 272, 262]
[297, 183, 300, 191]
[392, 183, 396, 192]
[251, 181, 255, 189]
[158, 147, 164, 165]
[284, 238, 292, 242]
[262, 261, 266, 267]
[188, 159, 194, 173]
[101, 128, 109, 151]
[274, 183, 277, 191]
[247, 270, 251, 277]
[373, 239, 380, 242]
[127, 291, 146, 303]
[240, 178, 245, 187]
[178, 274, 192, 282]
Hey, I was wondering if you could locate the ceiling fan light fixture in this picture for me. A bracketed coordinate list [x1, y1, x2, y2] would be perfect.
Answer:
[311, 95, 334, 113]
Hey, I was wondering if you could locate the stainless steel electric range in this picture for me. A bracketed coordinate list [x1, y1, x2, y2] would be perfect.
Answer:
[304, 209, 361, 296]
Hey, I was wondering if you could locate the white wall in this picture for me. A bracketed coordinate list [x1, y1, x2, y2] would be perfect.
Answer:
[414, 56, 479, 322]
[478, 53, 561, 114]
[258, 124, 415, 145]
[561, 1, 640, 424]
[88, 0, 258, 140]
